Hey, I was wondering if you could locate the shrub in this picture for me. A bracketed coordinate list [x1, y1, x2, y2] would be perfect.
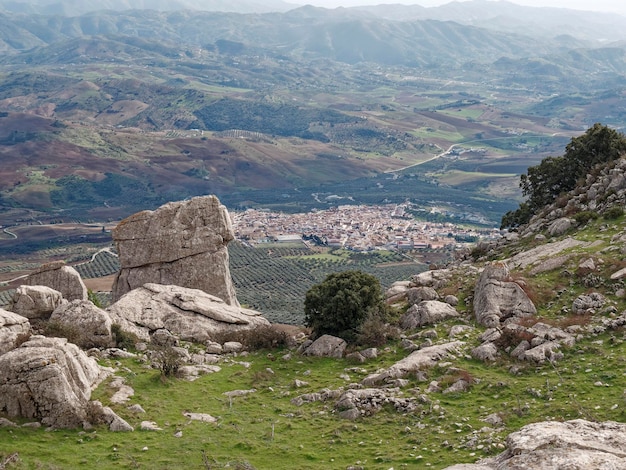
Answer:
[604, 205, 624, 220]
[87, 289, 102, 308]
[304, 270, 386, 343]
[43, 320, 82, 345]
[355, 312, 400, 347]
[111, 323, 139, 350]
[212, 325, 289, 351]
[149, 343, 183, 379]
[573, 210, 598, 225]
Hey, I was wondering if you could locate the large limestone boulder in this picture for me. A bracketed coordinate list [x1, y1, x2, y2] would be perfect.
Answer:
[50, 300, 115, 349]
[111, 195, 239, 305]
[0, 308, 30, 355]
[107, 283, 269, 343]
[400, 300, 458, 329]
[473, 263, 536, 328]
[0, 336, 118, 429]
[10, 285, 65, 319]
[444, 419, 626, 469]
[25, 261, 87, 302]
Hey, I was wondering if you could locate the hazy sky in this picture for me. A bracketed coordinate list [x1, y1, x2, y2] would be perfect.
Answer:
[298, 1, 626, 15]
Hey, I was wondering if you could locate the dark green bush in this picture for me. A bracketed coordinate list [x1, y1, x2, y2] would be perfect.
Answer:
[304, 270, 386, 343]
[111, 323, 139, 350]
[573, 210, 599, 225]
[604, 205, 624, 220]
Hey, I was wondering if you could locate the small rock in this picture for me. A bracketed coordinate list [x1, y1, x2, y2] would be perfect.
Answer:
[127, 404, 146, 413]
[223, 341, 243, 354]
[360, 348, 378, 359]
[183, 412, 217, 423]
[140, 421, 162, 431]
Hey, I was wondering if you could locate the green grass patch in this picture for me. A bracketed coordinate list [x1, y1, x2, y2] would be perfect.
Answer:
[1, 329, 623, 469]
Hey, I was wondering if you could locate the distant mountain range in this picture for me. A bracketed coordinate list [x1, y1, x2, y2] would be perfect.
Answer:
[1, 0, 626, 223]
[1, 0, 625, 43]
[0, 5, 606, 67]
[0, 0, 296, 15]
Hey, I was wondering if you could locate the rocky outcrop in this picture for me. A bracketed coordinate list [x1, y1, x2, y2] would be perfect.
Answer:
[111, 195, 239, 305]
[411, 269, 452, 289]
[362, 341, 465, 386]
[400, 300, 458, 329]
[572, 292, 605, 314]
[301, 334, 347, 358]
[517, 157, 626, 238]
[335, 388, 417, 419]
[25, 261, 88, 302]
[107, 283, 269, 343]
[407, 286, 439, 305]
[0, 336, 124, 429]
[10, 285, 65, 319]
[508, 237, 586, 270]
[0, 309, 30, 355]
[50, 300, 115, 349]
[473, 263, 536, 328]
[445, 419, 626, 469]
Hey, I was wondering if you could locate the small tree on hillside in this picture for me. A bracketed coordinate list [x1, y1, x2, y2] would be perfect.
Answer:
[501, 123, 626, 229]
[304, 270, 386, 342]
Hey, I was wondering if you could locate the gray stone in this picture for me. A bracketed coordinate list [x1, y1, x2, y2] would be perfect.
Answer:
[107, 283, 269, 343]
[400, 300, 458, 329]
[127, 404, 145, 413]
[479, 328, 502, 343]
[444, 295, 459, 306]
[611, 267, 626, 280]
[572, 292, 606, 314]
[112, 195, 239, 305]
[10, 285, 65, 319]
[529, 254, 572, 276]
[222, 341, 243, 354]
[0, 336, 114, 429]
[578, 258, 596, 272]
[471, 342, 498, 362]
[303, 335, 347, 358]
[50, 300, 114, 349]
[362, 341, 465, 386]
[508, 237, 586, 270]
[510, 340, 531, 359]
[0, 308, 30, 355]
[407, 286, 439, 305]
[0, 417, 17, 427]
[410, 269, 451, 289]
[521, 341, 561, 363]
[140, 421, 162, 431]
[183, 412, 217, 423]
[360, 348, 378, 359]
[90, 401, 133, 432]
[462, 419, 626, 469]
[345, 351, 366, 363]
[449, 325, 473, 338]
[548, 217, 574, 236]
[25, 261, 87, 302]
[473, 263, 536, 327]
[443, 379, 470, 394]
[205, 341, 223, 354]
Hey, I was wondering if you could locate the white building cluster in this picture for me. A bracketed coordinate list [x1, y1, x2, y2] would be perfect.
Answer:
[231, 204, 497, 251]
